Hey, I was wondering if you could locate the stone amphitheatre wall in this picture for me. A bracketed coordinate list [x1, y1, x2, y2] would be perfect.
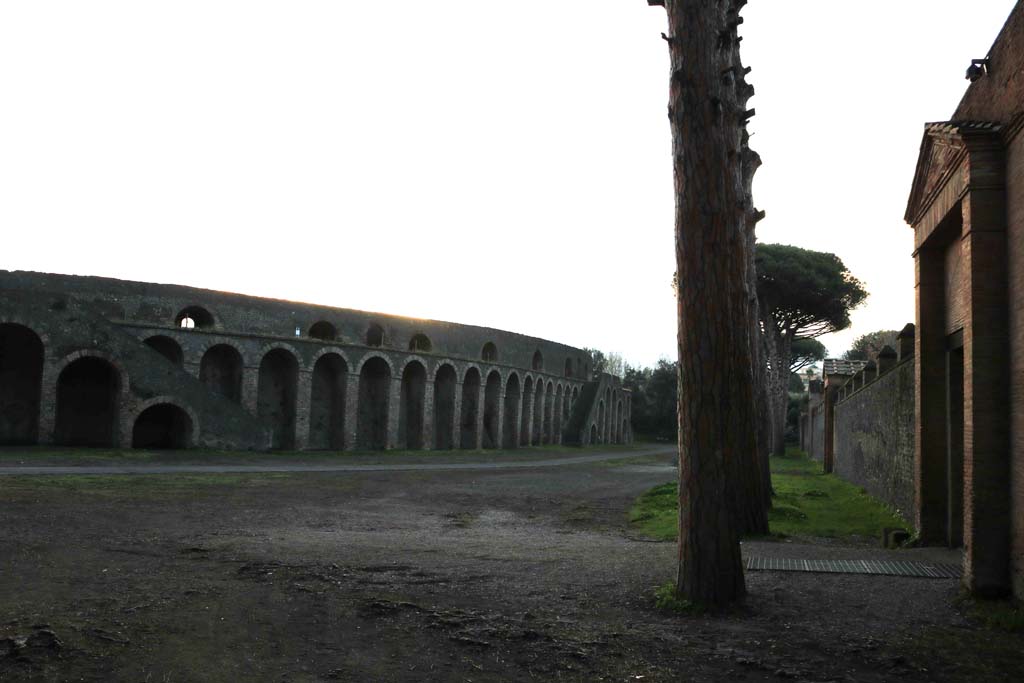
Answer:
[0, 271, 631, 452]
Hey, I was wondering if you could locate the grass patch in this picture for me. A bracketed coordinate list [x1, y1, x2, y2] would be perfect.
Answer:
[629, 448, 906, 541]
[654, 582, 706, 615]
[958, 595, 1024, 633]
[0, 442, 650, 465]
[0, 473, 297, 500]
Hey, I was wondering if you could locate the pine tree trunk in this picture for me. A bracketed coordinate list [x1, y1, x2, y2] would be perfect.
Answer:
[660, 0, 756, 606]
[764, 330, 792, 457]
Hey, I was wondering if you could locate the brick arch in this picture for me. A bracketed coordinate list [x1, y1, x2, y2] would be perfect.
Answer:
[174, 304, 219, 330]
[460, 363, 482, 383]
[0, 318, 52, 351]
[193, 338, 251, 368]
[355, 352, 397, 375]
[308, 346, 352, 373]
[53, 349, 131, 394]
[255, 342, 301, 367]
[398, 354, 431, 377]
[434, 360, 458, 378]
[129, 396, 200, 444]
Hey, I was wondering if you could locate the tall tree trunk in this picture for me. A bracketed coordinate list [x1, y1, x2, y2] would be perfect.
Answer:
[763, 328, 792, 457]
[658, 0, 756, 606]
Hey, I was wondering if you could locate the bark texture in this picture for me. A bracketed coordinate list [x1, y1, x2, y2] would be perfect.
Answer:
[661, 0, 760, 605]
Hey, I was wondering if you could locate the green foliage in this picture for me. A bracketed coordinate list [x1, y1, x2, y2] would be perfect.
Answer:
[959, 595, 1024, 633]
[654, 582, 705, 614]
[788, 372, 806, 392]
[790, 338, 826, 373]
[630, 449, 906, 541]
[623, 359, 678, 441]
[843, 329, 899, 361]
[756, 243, 868, 339]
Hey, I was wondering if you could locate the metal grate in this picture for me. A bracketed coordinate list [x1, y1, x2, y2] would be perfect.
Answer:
[746, 557, 961, 579]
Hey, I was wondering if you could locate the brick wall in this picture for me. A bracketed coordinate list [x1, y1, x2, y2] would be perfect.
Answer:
[1007, 125, 1024, 597]
[834, 358, 916, 525]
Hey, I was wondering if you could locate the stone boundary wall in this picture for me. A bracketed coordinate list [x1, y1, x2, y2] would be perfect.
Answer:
[833, 357, 916, 524]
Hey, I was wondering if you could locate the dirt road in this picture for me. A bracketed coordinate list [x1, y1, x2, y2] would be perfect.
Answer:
[0, 448, 1019, 681]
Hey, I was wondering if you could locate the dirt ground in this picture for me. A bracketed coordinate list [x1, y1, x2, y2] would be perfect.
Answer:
[0, 448, 1021, 682]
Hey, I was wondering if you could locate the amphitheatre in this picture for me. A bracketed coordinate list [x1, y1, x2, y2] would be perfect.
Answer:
[0, 270, 631, 454]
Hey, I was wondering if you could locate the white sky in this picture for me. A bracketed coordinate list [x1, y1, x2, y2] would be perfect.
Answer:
[0, 1, 1017, 368]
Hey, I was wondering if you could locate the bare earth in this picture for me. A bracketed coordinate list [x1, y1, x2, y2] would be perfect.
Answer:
[0, 448, 1021, 682]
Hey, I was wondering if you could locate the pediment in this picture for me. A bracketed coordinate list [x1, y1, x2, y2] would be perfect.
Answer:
[904, 127, 966, 226]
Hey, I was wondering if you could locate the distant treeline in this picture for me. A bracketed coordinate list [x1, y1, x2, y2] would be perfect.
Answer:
[623, 360, 679, 442]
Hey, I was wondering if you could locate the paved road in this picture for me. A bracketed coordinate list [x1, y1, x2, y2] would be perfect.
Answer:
[0, 447, 676, 476]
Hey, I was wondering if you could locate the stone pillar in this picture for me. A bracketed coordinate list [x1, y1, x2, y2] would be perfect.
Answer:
[387, 377, 402, 450]
[37, 361, 59, 445]
[897, 324, 916, 361]
[474, 382, 485, 450]
[915, 242, 949, 544]
[294, 370, 312, 451]
[876, 345, 898, 376]
[242, 366, 260, 415]
[344, 372, 360, 451]
[422, 379, 435, 451]
[451, 380, 463, 451]
[535, 388, 546, 445]
[961, 187, 1010, 596]
[494, 391, 505, 450]
[522, 387, 534, 446]
[185, 361, 202, 379]
[822, 373, 846, 473]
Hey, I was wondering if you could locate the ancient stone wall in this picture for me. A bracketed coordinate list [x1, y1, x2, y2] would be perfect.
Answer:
[833, 358, 916, 524]
[0, 271, 631, 453]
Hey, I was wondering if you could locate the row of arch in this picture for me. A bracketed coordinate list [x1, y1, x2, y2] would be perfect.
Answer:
[1, 323, 596, 451]
[169, 307, 587, 377]
[2, 323, 197, 449]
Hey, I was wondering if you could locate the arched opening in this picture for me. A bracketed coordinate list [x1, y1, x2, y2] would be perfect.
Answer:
[366, 323, 384, 347]
[622, 418, 629, 443]
[597, 400, 606, 444]
[200, 345, 243, 403]
[481, 342, 497, 362]
[258, 349, 299, 450]
[590, 424, 598, 445]
[309, 321, 337, 341]
[553, 385, 564, 443]
[309, 354, 347, 450]
[175, 306, 214, 330]
[434, 364, 457, 451]
[56, 357, 120, 447]
[564, 358, 573, 378]
[532, 350, 544, 371]
[460, 368, 481, 449]
[520, 377, 534, 447]
[0, 324, 44, 445]
[399, 361, 427, 450]
[358, 357, 391, 449]
[561, 385, 571, 424]
[132, 403, 192, 449]
[409, 333, 432, 353]
[532, 380, 544, 444]
[543, 381, 555, 444]
[144, 335, 183, 366]
[483, 371, 502, 449]
[502, 373, 521, 449]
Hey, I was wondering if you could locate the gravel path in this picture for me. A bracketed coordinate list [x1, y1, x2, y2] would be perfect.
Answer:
[0, 446, 675, 476]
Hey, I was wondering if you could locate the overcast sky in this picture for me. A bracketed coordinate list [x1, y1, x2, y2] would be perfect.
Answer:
[1, 1, 1017, 368]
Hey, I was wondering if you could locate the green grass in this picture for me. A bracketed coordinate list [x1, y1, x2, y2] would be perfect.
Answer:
[0, 442, 649, 465]
[958, 594, 1024, 633]
[629, 448, 906, 542]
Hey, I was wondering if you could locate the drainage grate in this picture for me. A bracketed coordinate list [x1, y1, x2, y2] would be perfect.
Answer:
[746, 557, 961, 579]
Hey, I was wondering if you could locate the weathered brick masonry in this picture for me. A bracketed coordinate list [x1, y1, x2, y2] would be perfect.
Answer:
[0, 271, 631, 453]
[833, 351, 916, 525]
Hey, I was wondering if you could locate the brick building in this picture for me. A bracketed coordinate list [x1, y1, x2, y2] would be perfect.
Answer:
[0, 270, 631, 454]
[904, 1, 1023, 597]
